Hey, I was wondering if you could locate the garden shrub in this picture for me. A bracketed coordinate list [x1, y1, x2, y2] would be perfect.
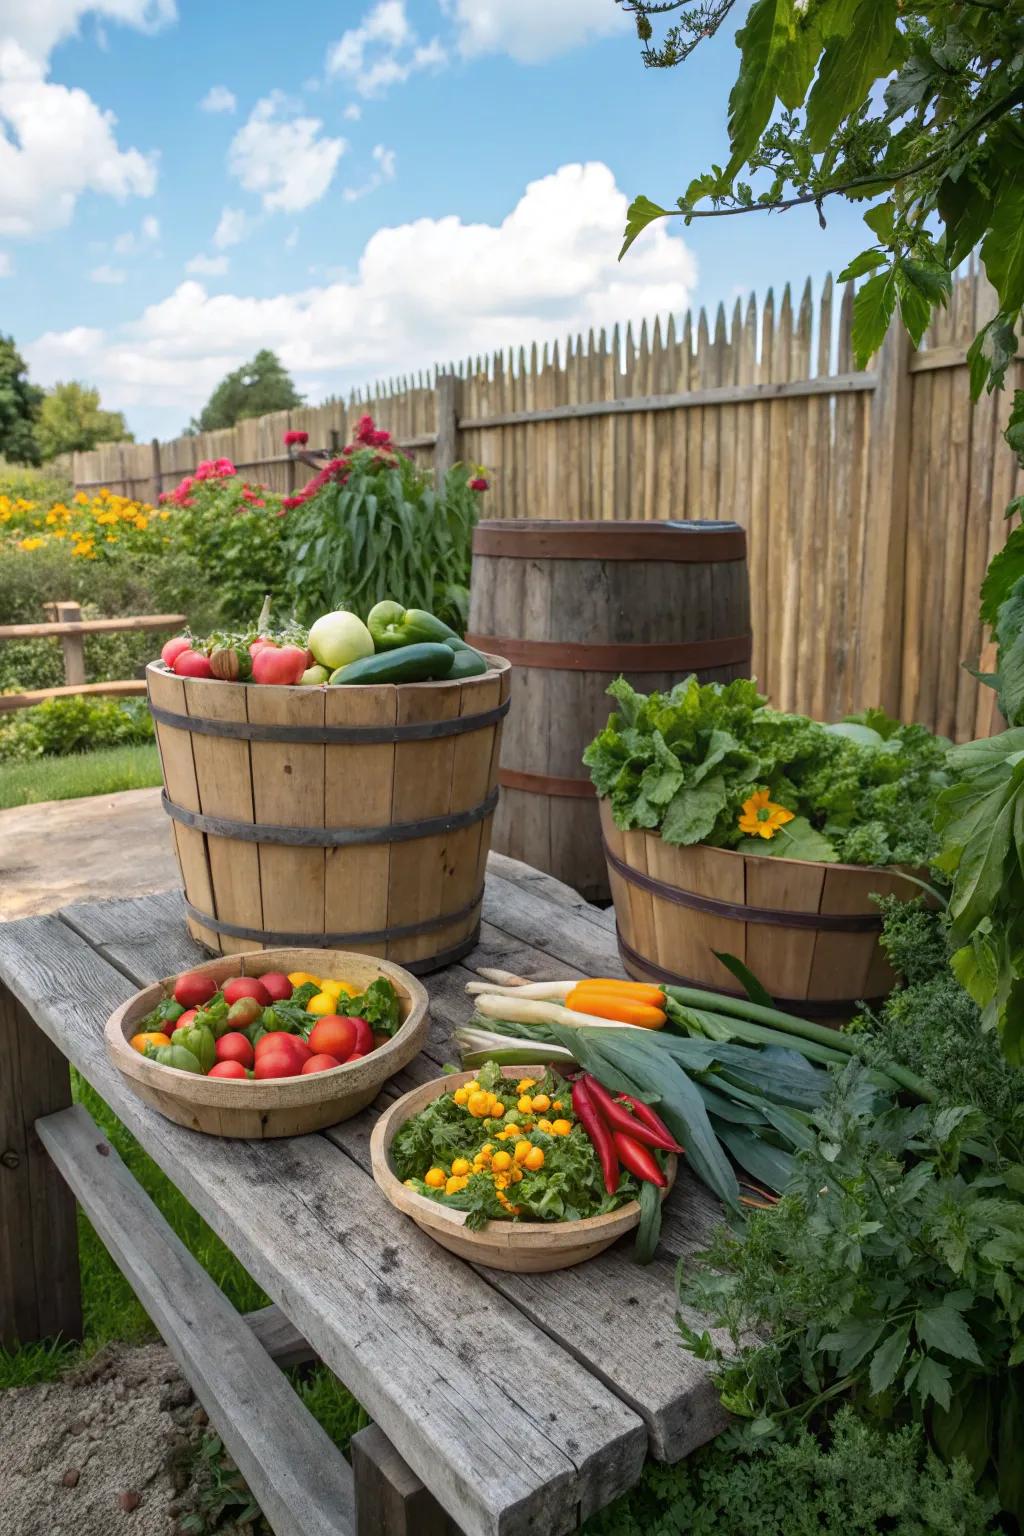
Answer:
[584, 1412, 998, 1536]
[0, 460, 73, 505]
[0, 696, 154, 761]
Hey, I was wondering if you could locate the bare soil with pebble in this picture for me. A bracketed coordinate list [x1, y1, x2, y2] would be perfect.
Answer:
[0, 1343, 260, 1536]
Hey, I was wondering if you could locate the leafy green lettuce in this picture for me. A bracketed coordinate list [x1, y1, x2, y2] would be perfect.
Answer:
[583, 676, 948, 866]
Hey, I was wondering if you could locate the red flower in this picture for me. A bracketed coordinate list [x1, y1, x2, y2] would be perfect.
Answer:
[283, 429, 309, 446]
[469, 476, 489, 492]
[214, 457, 236, 475]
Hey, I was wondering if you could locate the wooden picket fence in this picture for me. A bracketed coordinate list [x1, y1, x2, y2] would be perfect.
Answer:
[62, 263, 1023, 740]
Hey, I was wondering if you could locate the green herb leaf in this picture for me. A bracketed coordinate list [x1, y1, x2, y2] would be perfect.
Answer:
[868, 1321, 910, 1396]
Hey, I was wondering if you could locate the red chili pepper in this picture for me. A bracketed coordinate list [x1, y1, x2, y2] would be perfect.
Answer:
[583, 1075, 682, 1153]
[614, 1090, 684, 1154]
[572, 1078, 619, 1195]
[612, 1130, 667, 1188]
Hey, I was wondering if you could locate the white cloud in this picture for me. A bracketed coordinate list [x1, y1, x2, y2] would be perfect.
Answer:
[213, 206, 250, 249]
[326, 1, 446, 97]
[185, 252, 229, 275]
[0, 253, 12, 276]
[199, 83, 236, 113]
[112, 212, 160, 254]
[0, 42, 157, 237]
[228, 92, 345, 212]
[285, 228, 299, 250]
[343, 103, 362, 121]
[441, 0, 628, 61]
[1, 1, 176, 64]
[27, 163, 697, 431]
[90, 263, 126, 283]
[343, 143, 397, 202]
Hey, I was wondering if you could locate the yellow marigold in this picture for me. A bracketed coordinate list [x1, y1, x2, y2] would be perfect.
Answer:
[18, 536, 44, 551]
[738, 788, 795, 841]
[74, 491, 89, 504]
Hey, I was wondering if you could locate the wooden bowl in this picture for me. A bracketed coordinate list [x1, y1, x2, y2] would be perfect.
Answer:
[105, 948, 428, 1138]
[370, 1066, 676, 1273]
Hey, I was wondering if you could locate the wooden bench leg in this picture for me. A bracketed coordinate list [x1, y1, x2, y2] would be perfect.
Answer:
[351, 1424, 463, 1536]
[0, 981, 82, 1348]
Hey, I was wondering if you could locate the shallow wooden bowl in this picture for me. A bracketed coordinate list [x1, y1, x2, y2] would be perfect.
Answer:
[370, 1066, 676, 1273]
[105, 948, 429, 1139]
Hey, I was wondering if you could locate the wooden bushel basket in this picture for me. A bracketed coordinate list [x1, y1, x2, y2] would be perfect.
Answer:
[601, 800, 921, 1019]
[147, 657, 511, 972]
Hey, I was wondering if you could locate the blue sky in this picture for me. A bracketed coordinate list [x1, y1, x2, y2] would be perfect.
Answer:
[0, 1, 870, 440]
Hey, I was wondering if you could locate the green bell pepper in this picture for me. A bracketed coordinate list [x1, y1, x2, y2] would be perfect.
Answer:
[367, 601, 456, 650]
[170, 1022, 216, 1074]
[145, 1042, 203, 1074]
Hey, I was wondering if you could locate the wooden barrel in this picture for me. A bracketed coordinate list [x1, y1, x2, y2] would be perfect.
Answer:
[601, 800, 920, 1017]
[146, 657, 511, 973]
[467, 519, 751, 900]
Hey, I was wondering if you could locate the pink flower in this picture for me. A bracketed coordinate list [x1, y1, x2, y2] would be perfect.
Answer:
[283, 430, 309, 446]
[214, 458, 236, 475]
[469, 476, 489, 492]
[281, 495, 303, 511]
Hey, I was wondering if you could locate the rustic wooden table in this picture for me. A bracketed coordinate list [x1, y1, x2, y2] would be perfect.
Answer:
[0, 852, 724, 1536]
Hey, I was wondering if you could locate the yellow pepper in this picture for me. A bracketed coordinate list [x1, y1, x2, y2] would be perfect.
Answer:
[524, 1147, 545, 1172]
[130, 1030, 171, 1054]
[550, 1119, 573, 1137]
[306, 991, 340, 1017]
[288, 971, 320, 988]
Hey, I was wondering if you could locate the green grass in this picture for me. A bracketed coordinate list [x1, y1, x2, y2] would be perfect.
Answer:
[0, 742, 163, 809]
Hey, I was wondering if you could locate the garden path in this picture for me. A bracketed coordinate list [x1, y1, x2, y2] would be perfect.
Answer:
[0, 787, 175, 920]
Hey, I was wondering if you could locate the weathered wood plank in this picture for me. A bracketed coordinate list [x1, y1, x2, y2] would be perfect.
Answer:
[245, 1302, 316, 1369]
[38, 1105, 356, 1536]
[0, 914, 645, 1536]
[481, 873, 621, 977]
[486, 851, 615, 932]
[351, 1424, 459, 1536]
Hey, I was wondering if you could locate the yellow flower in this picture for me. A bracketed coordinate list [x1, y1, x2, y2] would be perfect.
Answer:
[18, 536, 44, 551]
[738, 788, 795, 841]
[74, 491, 89, 505]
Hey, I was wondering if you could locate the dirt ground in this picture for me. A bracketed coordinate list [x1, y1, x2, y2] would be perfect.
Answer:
[0, 1343, 261, 1536]
[0, 787, 177, 921]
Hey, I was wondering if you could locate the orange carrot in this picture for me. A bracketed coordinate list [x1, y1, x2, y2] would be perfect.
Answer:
[565, 987, 667, 1029]
[573, 979, 665, 1006]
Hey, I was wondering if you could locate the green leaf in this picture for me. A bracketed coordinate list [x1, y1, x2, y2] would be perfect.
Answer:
[805, 0, 898, 151]
[938, 172, 992, 270]
[660, 772, 728, 846]
[851, 270, 896, 367]
[738, 814, 839, 862]
[820, 1318, 886, 1374]
[837, 248, 886, 282]
[1006, 390, 1024, 462]
[982, 153, 1024, 316]
[619, 195, 673, 260]
[980, 523, 1024, 623]
[711, 951, 776, 1009]
[966, 312, 1019, 398]
[950, 924, 1000, 1008]
[868, 1321, 910, 1395]
[997, 1372, 1024, 1525]
[726, 0, 793, 171]
[915, 1301, 983, 1365]
[915, 1355, 952, 1412]
[716, 1124, 795, 1193]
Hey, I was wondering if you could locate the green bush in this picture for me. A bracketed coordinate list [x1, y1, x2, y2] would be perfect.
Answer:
[0, 543, 167, 626]
[0, 696, 154, 761]
[0, 460, 73, 504]
[585, 1413, 999, 1536]
[158, 463, 288, 627]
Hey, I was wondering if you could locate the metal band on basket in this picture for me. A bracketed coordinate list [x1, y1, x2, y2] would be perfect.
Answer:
[471, 519, 747, 563]
[463, 634, 752, 673]
[614, 929, 886, 1017]
[498, 768, 596, 799]
[149, 696, 510, 745]
[603, 845, 884, 932]
[182, 893, 483, 951]
[162, 787, 499, 847]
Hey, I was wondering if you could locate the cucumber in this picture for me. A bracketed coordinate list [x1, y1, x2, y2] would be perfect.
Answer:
[446, 648, 489, 679]
[444, 636, 474, 652]
[328, 642, 455, 686]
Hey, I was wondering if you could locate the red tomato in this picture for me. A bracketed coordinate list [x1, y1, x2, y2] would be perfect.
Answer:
[348, 1016, 374, 1055]
[251, 644, 308, 686]
[175, 1007, 197, 1029]
[173, 649, 214, 679]
[308, 1016, 358, 1063]
[216, 1032, 255, 1069]
[161, 636, 192, 668]
[223, 976, 272, 1007]
[254, 1052, 301, 1080]
[301, 1053, 342, 1075]
[173, 972, 217, 1008]
[255, 1032, 310, 1065]
[209, 1060, 248, 1080]
[226, 997, 262, 1028]
[258, 971, 293, 1002]
[249, 637, 278, 657]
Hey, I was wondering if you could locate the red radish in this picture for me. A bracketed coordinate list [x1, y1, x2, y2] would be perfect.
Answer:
[173, 972, 217, 1008]
[173, 649, 214, 679]
[209, 1060, 248, 1080]
[223, 976, 272, 1007]
[308, 1016, 357, 1063]
[249, 637, 278, 657]
[301, 1053, 342, 1074]
[254, 1052, 301, 1080]
[252, 644, 308, 686]
[216, 1032, 255, 1068]
[258, 971, 292, 1001]
[161, 636, 191, 668]
[227, 996, 262, 1028]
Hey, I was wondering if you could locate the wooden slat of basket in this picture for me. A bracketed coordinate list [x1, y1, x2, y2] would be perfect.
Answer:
[184, 676, 262, 956]
[248, 685, 327, 949]
[743, 853, 825, 1000]
[148, 668, 219, 951]
[648, 840, 746, 982]
[323, 684, 398, 959]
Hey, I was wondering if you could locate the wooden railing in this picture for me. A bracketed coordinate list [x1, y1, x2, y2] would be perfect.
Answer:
[0, 602, 184, 713]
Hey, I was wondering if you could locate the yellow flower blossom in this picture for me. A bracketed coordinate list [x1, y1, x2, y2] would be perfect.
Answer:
[738, 788, 795, 841]
[18, 536, 44, 551]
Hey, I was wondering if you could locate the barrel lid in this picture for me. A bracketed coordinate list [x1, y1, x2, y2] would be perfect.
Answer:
[472, 519, 746, 561]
